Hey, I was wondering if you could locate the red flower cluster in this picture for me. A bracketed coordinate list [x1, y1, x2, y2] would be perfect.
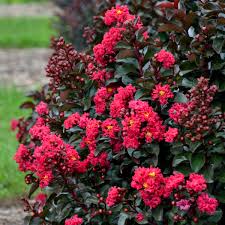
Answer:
[93, 27, 124, 66]
[106, 186, 125, 207]
[94, 87, 115, 114]
[136, 213, 144, 222]
[101, 118, 120, 139]
[131, 167, 165, 208]
[65, 214, 83, 225]
[131, 167, 218, 215]
[151, 84, 174, 105]
[14, 144, 33, 172]
[186, 173, 207, 192]
[164, 127, 178, 143]
[104, 5, 135, 26]
[197, 193, 218, 215]
[154, 49, 175, 69]
[110, 84, 136, 118]
[35, 101, 49, 116]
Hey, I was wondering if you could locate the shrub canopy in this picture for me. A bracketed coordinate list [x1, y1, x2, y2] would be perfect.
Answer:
[13, 1, 225, 225]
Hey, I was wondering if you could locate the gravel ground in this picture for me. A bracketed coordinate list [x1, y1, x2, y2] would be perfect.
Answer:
[0, 48, 51, 88]
[0, 199, 27, 225]
[0, 3, 59, 17]
[0, 206, 26, 225]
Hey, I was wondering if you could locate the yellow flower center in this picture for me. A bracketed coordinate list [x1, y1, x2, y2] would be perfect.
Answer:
[146, 132, 152, 138]
[159, 90, 165, 96]
[144, 112, 149, 118]
[71, 156, 77, 161]
[43, 175, 49, 180]
[143, 182, 148, 189]
[116, 9, 122, 15]
[107, 87, 113, 93]
[149, 172, 156, 177]
[129, 119, 134, 126]
[106, 125, 113, 130]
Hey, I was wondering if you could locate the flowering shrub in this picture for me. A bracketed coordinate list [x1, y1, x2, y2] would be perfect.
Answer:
[13, 1, 225, 225]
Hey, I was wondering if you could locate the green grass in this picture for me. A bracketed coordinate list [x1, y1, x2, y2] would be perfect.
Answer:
[0, 17, 56, 48]
[0, 87, 30, 199]
[0, 0, 46, 4]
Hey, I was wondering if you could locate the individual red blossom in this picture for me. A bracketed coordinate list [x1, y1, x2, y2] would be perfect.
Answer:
[101, 118, 120, 139]
[151, 84, 174, 105]
[141, 121, 165, 143]
[104, 5, 135, 26]
[176, 199, 191, 211]
[38, 171, 53, 188]
[168, 103, 188, 123]
[92, 69, 112, 83]
[35, 101, 49, 116]
[65, 214, 83, 225]
[110, 139, 123, 153]
[93, 27, 124, 66]
[110, 85, 136, 118]
[29, 122, 50, 140]
[106, 186, 125, 207]
[186, 173, 207, 193]
[78, 113, 90, 129]
[197, 193, 218, 215]
[94, 87, 114, 114]
[154, 49, 175, 69]
[87, 152, 110, 169]
[14, 144, 33, 172]
[164, 172, 184, 197]
[136, 213, 144, 222]
[143, 31, 149, 40]
[131, 167, 164, 193]
[140, 192, 162, 208]
[164, 127, 178, 143]
[64, 112, 80, 129]
[10, 119, 19, 131]
[122, 114, 141, 149]
[35, 193, 47, 207]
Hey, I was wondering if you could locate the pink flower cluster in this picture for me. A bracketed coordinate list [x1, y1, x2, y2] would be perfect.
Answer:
[65, 214, 83, 225]
[154, 49, 175, 69]
[131, 167, 218, 215]
[106, 186, 125, 207]
[151, 84, 174, 105]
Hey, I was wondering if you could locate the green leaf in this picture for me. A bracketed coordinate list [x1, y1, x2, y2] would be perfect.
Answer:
[118, 213, 129, 225]
[135, 89, 145, 100]
[212, 36, 225, 54]
[174, 93, 188, 103]
[116, 58, 139, 69]
[152, 206, 163, 221]
[173, 155, 188, 167]
[181, 78, 196, 88]
[207, 209, 223, 223]
[122, 74, 133, 85]
[218, 171, 225, 183]
[191, 154, 205, 172]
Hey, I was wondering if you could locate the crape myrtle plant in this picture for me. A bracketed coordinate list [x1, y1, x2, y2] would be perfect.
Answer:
[12, 1, 225, 225]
